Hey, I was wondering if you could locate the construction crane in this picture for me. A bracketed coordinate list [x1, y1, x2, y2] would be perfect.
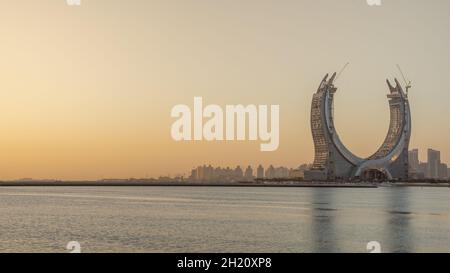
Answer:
[396, 64, 412, 97]
[335, 62, 350, 82]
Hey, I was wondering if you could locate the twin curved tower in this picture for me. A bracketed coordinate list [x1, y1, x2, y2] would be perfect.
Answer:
[305, 72, 411, 181]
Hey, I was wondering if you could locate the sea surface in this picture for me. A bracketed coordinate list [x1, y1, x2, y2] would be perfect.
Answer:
[0, 186, 449, 253]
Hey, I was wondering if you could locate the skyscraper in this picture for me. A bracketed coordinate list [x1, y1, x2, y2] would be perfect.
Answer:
[427, 149, 441, 179]
[190, 169, 198, 181]
[408, 149, 420, 172]
[257, 165, 264, 179]
[305, 73, 411, 181]
[244, 166, 254, 180]
[419, 162, 428, 177]
[274, 167, 289, 178]
[438, 163, 448, 179]
[265, 165, 275, 179]
[197, 166, 205, 181]
[235, 166, 243, 178]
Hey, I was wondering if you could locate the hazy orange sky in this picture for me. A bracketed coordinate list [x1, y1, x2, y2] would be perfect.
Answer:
[0, 0, 449, 180]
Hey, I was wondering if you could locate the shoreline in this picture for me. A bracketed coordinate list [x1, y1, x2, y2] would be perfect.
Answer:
[0, 181, 448, 188]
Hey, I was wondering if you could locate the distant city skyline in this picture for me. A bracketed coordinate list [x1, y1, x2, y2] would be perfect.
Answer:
[409, 148, 449, 180]
[187, 164, 310, 182]
[4, 148, 449, 182]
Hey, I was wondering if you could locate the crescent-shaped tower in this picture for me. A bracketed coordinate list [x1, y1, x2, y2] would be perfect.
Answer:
[305, 73, 411, 182]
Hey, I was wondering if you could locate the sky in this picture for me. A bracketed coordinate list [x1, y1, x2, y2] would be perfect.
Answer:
[0, 0, 449, 180]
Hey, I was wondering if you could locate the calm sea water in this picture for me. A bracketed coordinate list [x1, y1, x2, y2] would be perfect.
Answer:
[0, 186, 449, 253]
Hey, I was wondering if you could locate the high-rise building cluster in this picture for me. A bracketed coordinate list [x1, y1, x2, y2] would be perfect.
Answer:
[408, 149, 449, 180]
[189, 164, 311, 182]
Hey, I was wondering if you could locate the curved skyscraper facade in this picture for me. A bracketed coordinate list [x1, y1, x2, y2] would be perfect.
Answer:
[305, 72, 411, 182]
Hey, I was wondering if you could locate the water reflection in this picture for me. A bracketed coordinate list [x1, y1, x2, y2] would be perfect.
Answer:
[384, 187, 414, 252]
[310, 189, 338, 253]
